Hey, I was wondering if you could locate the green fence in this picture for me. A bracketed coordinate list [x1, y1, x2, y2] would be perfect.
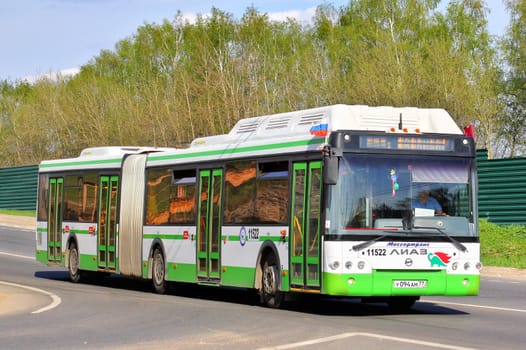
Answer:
[0, 165, 38, 210]
[477, 150, 526, 225]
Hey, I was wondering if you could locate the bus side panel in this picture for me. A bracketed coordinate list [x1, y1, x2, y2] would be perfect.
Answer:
[143, 225, 197, 283]
[65, 222, 99, 271]
[220, 226, 289, 289]
[36, 221, 48, 264]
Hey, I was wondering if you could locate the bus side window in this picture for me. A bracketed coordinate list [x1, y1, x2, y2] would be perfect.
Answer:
[256, 161, 289, 224]
[170, 169, 197, 225]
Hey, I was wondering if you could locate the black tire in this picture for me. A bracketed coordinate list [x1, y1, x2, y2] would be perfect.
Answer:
[152, 248, 166, 294]
[68, 243, 81, 283]
[387, 296, 419, 312]
[261, 259, 283, 308]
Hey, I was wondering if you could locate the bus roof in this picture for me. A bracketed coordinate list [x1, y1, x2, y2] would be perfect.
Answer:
[39, 105, 462, 171]
[39, 146, 176, 172]
[190, 104, 461, 148]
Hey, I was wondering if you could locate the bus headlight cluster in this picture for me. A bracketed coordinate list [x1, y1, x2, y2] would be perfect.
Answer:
[329, 261, 340, 270]
[451, 261, 482, 272]
[329, 260, 366, 271]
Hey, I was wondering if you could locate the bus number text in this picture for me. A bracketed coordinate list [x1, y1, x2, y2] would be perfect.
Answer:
[365, 248, 387, 256]
[248, 228, 259, 240]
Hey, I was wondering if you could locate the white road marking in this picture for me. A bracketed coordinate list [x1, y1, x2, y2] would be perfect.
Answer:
[424, 299, 526, 313]
[0, 251, 34, 260]
[257, 332, 478, 350]
[486, 279, 522, 284]
[0, 280, 62, 314]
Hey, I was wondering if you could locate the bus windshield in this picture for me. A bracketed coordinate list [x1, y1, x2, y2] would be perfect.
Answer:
[326, 154, 476, 237]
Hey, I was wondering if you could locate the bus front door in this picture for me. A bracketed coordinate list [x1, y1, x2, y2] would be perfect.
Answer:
[290, 161, 322, 290]
[97, 176, 119, 271]
[197, 169, 223, 282]
[47, 177, 63, 263]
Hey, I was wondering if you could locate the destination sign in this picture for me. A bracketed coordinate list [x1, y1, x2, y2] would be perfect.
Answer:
[359, 135, 454, 152]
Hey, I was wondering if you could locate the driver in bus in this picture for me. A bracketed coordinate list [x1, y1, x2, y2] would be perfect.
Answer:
[413, 185, 445, 215]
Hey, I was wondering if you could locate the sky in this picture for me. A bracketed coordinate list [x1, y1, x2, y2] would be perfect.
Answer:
[0, 0, 510, 82]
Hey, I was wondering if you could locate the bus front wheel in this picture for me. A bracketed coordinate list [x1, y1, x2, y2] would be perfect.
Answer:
[261, 260, 283, 308]
[152, 248, 166, 294]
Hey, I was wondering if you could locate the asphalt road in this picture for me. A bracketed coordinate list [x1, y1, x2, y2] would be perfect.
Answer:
[1, 225, 526, 350]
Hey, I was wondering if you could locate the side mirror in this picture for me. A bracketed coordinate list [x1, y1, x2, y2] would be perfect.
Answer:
[323, 149, 339, 185]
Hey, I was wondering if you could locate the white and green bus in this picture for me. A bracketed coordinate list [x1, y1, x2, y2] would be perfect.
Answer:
[36, 104, 480, 309]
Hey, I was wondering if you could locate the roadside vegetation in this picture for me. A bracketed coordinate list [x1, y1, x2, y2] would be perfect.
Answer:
[0, 209, 35, 217]
[1, 1, 526, 167]
[480, 220, 526, 269]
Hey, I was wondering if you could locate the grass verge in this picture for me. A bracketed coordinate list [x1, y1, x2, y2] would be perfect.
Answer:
[480, 219, 526, 269]
[0, 209, 35, 217]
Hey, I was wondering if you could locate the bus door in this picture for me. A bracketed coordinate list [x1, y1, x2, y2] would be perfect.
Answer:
[97, 176, 119, 270]
[290, 161, 322, 289]
[196, 169, 223, 281]
[47, 177, 63, 263]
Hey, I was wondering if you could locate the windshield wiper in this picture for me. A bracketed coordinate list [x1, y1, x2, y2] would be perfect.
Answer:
[352, 233, 396, 252]
[352, 227, 467, 253]
[412, 225, 467, 252]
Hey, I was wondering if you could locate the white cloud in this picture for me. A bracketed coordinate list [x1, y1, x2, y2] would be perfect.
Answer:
[267, 7, 316, 23]
[23, 67, 80, 84]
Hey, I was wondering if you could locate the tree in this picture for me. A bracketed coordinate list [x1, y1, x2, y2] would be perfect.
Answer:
[0, 2, 509, 165]
[499, 0, 526, 157]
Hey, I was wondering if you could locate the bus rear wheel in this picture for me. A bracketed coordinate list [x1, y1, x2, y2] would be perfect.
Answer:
[68, 243, 81, 283]
[261, 260, 283, 308]
[152, 248, 166, 294]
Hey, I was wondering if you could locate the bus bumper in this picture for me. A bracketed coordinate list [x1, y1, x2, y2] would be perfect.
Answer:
[322, 270, 480, 297]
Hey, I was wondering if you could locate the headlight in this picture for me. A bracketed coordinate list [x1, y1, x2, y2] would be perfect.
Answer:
[329, 261, 340, 270]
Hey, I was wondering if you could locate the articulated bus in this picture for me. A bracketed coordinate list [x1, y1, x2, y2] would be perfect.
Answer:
[36, 104, 480, 309]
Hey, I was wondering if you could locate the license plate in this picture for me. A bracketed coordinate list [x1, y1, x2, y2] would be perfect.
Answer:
[393, 280, 427, 289]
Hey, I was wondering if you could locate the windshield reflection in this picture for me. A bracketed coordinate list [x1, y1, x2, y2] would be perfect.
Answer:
[326, 154, 475, 236]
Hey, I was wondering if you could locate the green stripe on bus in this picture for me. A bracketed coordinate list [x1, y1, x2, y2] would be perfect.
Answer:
[39, 138, 324, 169]
[80, 254, 99, 270]
[143, 234, 185, 240]
[166, 262, 196, 283]
[220, 265, 256, 288]
[40, 157, 123, 168]
[37, 228, 94, 235]
[35, 250, 47, 264]
[68, 229, 93, 235]
[149, 138, 325, 162]
[224, 235, 285, 242]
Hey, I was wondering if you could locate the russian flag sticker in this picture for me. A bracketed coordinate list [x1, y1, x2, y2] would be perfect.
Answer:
[309, 123, 329, 137]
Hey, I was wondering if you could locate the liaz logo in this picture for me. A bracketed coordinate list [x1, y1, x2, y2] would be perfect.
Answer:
[428, 252, 451, 267]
